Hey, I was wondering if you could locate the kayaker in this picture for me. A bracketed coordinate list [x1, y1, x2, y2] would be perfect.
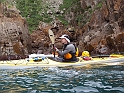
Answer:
[54, 34, 78, 62]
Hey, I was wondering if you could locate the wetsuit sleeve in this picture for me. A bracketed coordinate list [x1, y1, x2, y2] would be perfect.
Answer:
[57, 44, 74, 57]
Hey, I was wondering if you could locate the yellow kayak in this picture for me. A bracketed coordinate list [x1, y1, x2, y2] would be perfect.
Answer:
[0, 54, 124, 68]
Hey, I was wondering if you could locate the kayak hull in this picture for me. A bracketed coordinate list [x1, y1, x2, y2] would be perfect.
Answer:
[0, 57, 124, 69]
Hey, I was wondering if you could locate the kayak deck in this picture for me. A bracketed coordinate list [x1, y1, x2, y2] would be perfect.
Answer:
[0, 57, 124, 68]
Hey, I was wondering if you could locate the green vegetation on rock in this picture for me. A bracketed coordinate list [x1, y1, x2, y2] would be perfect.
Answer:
[1, 0, 103, 32]
[15, 0, 46, 32]
[15, 0, 72, 32]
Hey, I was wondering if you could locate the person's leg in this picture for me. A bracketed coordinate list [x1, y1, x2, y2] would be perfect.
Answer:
[48, 57, 63, 62]
[55, 57, 63, 62]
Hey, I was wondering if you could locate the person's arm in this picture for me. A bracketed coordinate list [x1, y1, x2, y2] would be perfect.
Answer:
[57, 45, 73, 56]
[57, 49, 69, 56]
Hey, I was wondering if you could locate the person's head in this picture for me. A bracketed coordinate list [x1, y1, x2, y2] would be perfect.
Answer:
[59, 34, 70, 44]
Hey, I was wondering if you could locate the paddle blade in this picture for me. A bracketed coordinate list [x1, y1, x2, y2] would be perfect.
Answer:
[48, 29, 55, 44]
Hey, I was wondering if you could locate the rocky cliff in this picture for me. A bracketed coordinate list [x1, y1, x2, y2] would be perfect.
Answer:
[0, 2, 31, 57]
[76, 0, 124, 55]
[0, 0, 124, 57]
[30, 0, 124, 55]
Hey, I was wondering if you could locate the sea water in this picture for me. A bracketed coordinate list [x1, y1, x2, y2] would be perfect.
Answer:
[0, 63, 124, 93]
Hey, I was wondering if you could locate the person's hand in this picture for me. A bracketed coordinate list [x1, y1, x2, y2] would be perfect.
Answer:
[51, 45, 59, 51]
[54, 47, 59, 52]
[51, 47, 59, 56]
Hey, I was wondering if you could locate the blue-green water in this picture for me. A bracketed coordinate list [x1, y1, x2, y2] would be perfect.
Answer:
[0, 64, 124, 93]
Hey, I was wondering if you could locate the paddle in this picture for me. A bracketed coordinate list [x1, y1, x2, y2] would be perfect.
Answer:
[48, 29, 55, 58]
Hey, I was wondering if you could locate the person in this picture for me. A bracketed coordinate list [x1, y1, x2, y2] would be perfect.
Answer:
[54, 34, 78, 62]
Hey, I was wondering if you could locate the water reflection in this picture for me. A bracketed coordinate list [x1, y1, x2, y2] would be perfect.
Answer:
[0, 65, 124, 93]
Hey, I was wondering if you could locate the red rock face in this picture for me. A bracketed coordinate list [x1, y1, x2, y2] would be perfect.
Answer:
[77, 0, 124, 55]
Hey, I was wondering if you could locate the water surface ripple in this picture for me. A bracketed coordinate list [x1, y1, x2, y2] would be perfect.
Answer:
[0, 65, 124, 93]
